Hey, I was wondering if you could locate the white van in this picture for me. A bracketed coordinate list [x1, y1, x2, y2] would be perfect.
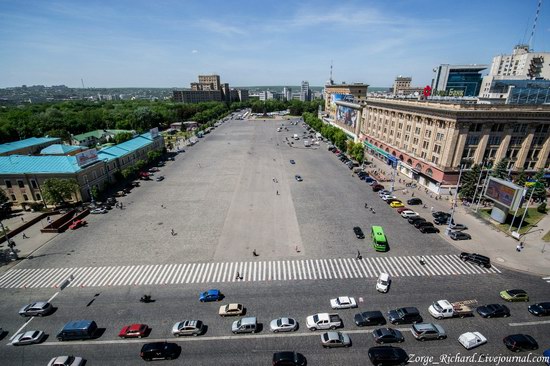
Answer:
[376, 273, 390, 293]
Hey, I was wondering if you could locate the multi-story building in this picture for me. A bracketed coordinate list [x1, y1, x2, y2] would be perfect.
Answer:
[324, 82, 368, 115]
[197, 75, 221, 91]
[282, 87, 292, 101]
[300, 81, 311, 102]
[322, 82, 369, 139]
[431, 64, 487, 97]
[361, 98, 550, 192]
[392, 76, 424, 96]
[71, 129, 135, 148]
[173, 75, 248, 104]
[0, 137, 61, 156]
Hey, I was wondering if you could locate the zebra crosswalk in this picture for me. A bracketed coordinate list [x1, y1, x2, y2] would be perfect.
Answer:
[0, 254, 500, 289]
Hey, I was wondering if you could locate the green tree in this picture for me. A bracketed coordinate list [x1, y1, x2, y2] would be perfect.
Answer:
[514, 168, 527, 188]
[529, 169, 547, 203]
[42, 178, 79, 205]
[459, 164, 481, 201]
[121, 166, 137, 180]
[147, 150, 162, 163]
[114, 131, 134, 144]
[0, 188, 8, 205]
[491, 159, 509, 180]
[135, 159, 146, 171]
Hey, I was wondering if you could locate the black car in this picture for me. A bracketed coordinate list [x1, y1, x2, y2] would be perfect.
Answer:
[434, 216, 452, 225]
[140, 342, 181, 361]
[367, 346, 409, 366]
[503, 334, 538, 352]
[528, 302, 550, 316]
[407, 198, 423, 205]
[354, 311, 386, 326]
[414, 221, 434, 229]
[432, 211, 451, 218]
[476, 304, 510, 318]
[419, 226, 440, 234]
[408, 217, 426, 225]
[272, 351, 307, 366]
[388, 307, 422, 325]
[450, 231, 472, 240]
[353, 226, 365, 239]
[358, 172, 368, 178]
[373, 328, 405, 344]
[460, 252, 491, 268]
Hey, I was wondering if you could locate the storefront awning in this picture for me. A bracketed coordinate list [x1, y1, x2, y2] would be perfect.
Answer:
[364, 141, 388, 157]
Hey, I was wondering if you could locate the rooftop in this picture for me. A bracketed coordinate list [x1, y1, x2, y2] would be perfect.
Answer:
[0, 137, 61, 155]
[0, 155, 81, 174]
[40, 144, 84, 155]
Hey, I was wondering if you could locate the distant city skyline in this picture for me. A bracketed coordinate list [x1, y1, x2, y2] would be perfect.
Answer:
[0, 0, 548, 88]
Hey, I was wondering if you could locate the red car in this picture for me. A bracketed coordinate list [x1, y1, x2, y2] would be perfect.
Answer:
[69, 219, 86, 230]
[119, 323, 149, 338]
[396, 207, 411, 214]
[372, 184, 385, 192]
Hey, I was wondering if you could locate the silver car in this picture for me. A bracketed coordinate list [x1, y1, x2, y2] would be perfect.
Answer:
[269, 317, 298, 333]
[11, 330, 46, 346]
[48, 355, 85, 366]
[171, 320, 204, 336]
[320, 331, 351, 348]
[19, 301, 53, 317]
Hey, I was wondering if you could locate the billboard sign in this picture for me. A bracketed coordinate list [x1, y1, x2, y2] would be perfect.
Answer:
[330, 93, 354, 113]
[75, 148, 98, 167]
[483, 177, 522, 210]
[336, 105, 359, 128]
[150, 127, 159, 138]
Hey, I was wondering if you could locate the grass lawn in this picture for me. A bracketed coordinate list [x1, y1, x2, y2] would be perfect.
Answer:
[478, 207, 547, 235]
[543, 230, 550, 242]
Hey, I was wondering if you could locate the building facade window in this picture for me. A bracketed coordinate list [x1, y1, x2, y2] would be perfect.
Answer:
[35, 193, 41, 201]
[31, 180, 38, 189]
[466, 136, 479, 145]
[11, 194, 16, 201]
[17, 180, 24, 188]
[5, 180, 12, 188]
[23, 194, 29, 201]
[488, 136, 501, 145]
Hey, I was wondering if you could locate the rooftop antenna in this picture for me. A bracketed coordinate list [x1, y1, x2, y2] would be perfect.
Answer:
[329, 60, 334, 85]
[528, 0, 543, 51]
[81, 78, 85, 88]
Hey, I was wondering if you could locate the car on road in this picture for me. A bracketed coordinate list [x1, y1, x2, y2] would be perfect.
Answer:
[389, 201, 404, 208]
[419, 226, 440, 234]
[434, 216, 452, 225]
[219, 303, 244, 317]
[372, 328, 404, 344]
[411, 322, 446, 341]
[407, 198, 423, 205]
[90, 207, 107, 214]
[11, 330, 46, 346]
[381, 194, 397, 202]
[372, 184, 385, 192]
[500, 289, 529, 302]
[140, 342, 181, 361]
[544, 349, 550, 366]
[503, 334, 538, 352]
[272, 351, 307, 366]
[171, 320, 204, 336]
[47, 356, 85, 366]
[460, 252, 491, 268]
[414, 221, 434, 229]
[270, 317, 298, 333]
[378, 189, 390, 197]
[367, 346, 409, 366]
[330, 296, 357, 309]
[449, 223, 467, 231]
[376, 273, 391, 293]
[408, 216, 426, 225]
[119, 323, 149, 338]
[476, 304, 510, 318]
[290, 159, 295, 164]
[528, 302, 550, 316]
[400, 210, 419, 219]
[458, 332, 487, 350]
[155, 175, 165, 181]
[388, 307, 422, 325]
[396, 207, 411, 213]
[294, 175, 303, 182]
[232, 317, 258, 334]
[148, 167, 160, 172]
[200, 289, 224, 302]
[320, 331, 351, 348]
[353, 226, 365, 239]
[354, 311, 386, 327]
[449, 231, 472, 240]
[432, 211, 451, 219]
[19, 301, 53, 317]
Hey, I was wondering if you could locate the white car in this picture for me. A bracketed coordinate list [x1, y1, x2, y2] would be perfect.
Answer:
[11, 330, 45, 346]
[458, 331, 487, 350]
[376, 273, 391, 293]
[48, 355, 85, 366]
[400, 210, 419, 218]
[269, 317, 298, 333]
[330, 296, 357, 309]
[381, 195, 397, 202]
[90, 208, 107, 214]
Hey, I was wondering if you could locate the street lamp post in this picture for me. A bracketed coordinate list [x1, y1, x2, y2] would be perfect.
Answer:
[0, 218, 18, 260]
[515, 187, 536, 236]
[446, 166, 464, 236]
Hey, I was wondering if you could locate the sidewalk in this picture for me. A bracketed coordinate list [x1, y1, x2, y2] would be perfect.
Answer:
[368, 158, 550, 277]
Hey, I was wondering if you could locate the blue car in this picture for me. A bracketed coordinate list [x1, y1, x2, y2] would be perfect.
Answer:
[199, 289, 223, 302]
[543, 349, 550, 366]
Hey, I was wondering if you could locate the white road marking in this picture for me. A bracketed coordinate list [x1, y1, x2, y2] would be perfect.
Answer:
[508, 320, 550, 326]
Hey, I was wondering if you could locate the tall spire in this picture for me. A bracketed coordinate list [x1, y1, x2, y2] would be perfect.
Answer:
[329, 60, 334, 85]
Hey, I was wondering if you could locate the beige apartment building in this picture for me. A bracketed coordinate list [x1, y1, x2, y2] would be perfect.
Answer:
[361, 98, 550, 191]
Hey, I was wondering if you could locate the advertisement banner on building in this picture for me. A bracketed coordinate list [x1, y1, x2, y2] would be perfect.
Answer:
[484, 177, 522, 210]
[330, 93, 354, 113]
[336, 105, 359, 128]
[75, 148, 98, 167]
[150, 127, 159, 138]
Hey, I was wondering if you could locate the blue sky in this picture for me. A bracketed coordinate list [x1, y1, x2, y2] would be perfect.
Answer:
[0, 0, 548, 88]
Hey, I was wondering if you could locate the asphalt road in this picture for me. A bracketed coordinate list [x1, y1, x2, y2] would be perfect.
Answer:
[1, 115, 549, 365]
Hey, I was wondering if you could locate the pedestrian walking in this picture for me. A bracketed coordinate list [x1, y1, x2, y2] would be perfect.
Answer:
[356, 250, 362, 260]
[430, 206, 434, 212]
[516, 244, 522, 252]
[276, 190, 279, 195]
[22, 233, 28, 239]
[47, 216, 52, 224]
[21, 217, 25, 223]
[171, 228, 175, 236]
[235, 272, 241, 280]
[412, 192, 415, 197]
[520, 242, 525, 250]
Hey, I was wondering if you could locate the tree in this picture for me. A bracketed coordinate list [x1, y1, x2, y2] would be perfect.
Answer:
[121, 166, 137, 180]
[529, 169, 547, 203]
[42, 178, 79, 205]
[135, 159, 146, 171]
[114, 131, 134, 144]
[147, 150, 162, 163]
[514, 168, 527, 188]
[459, 164, 481, 201]
[491, 159, 509, 180]
[0, 188, 8, 206]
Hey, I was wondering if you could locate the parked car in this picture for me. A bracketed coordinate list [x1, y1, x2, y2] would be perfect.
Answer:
[320, 331, 351, 348]
[232, 317, 258, 334]
[432, 211, 451, 219]
[373, 328, 404, 344]
[367, 346, 409, 366]
[272, 351, 307, 366]
[388, 201, 403, 208]
[411, 323, 446, 341]
[11, 330, 46, 346]
[330, 296, 357, 309]
[449, 223, 468, 231]
[434, 216, 452, 225]
[219, 303, 245, 317]
[414, 221, 434, 229]
[388, 307, 422, 325]
[528, 302, 550, 316]
[119, 323, 149, 338]
[372, 184, 385, 192]
[294, 175, 303, 182]
[290, 160, 295, 164]
[270, 317, 298, 333]
[458, 332, 487, 350]
[69, 219, 86, 230]
[353, 226, 365, 239]
[420, 226, 440, 234]
[407, 198, 423, 205]
[19, 301, 53, 317]
[500, 289, 529, 302]
[396, 207, 411, 214]
[408, 217, 426, 225]
[354, 311, 386, 326]
[199, 289, 224, 302]
[450, 231, 472, 240]
[47, 356, 85, 366]
[90, 208, 107, 214]
[476, 304, 510, 318]
[140, 342, 181, 361]
[172, 320, 204, 336]
[376, 273, 391, 293]
[503, 334, 538, 352]
[155, 175, 165, 181]
[400, 211, 419, 219]
[460, 252, 491, 268]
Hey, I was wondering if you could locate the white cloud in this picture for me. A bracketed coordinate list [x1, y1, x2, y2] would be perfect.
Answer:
[191, 49, 199, 54]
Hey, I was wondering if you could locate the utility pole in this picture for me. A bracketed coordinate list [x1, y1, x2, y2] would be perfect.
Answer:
[389, 160, 397, 193]
[475, 167, 491, 213]
[0, 218, 18, 260]
[446, 166, 463, 236]
[515, 186, 536, 235]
